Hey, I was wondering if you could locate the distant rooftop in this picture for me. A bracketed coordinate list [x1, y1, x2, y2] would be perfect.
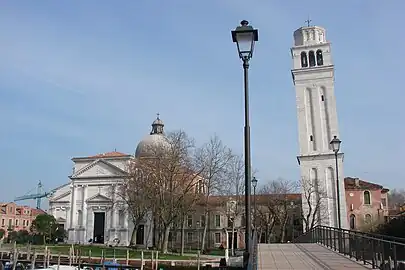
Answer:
[344, 177, 388, 192]
[73, 151, 131, 160]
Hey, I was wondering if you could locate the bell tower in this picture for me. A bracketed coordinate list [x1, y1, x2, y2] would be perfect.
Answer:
[291, 22, 348, 229]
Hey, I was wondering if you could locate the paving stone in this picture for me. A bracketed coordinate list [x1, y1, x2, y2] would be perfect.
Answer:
[257, 243, 370, 270]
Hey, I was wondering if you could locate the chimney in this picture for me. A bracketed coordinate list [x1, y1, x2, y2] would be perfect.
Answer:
[355, 178, 360, 187]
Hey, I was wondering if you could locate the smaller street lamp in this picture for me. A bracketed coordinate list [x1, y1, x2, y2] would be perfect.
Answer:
[330, 135, 342, 230]
[251, 177, 258, 230]
[196, 221, 200, 251]
[330, 136, 342, 153]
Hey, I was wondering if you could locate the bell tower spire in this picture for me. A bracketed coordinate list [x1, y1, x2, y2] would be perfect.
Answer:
[150, 113, 164, 135]
[291, 23, 348, 230]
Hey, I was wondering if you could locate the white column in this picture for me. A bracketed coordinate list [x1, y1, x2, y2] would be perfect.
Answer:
[71, 184, 77, 243]
[82, 185, 88, 241]
[111, 185, 116, 229]
[69, 184, 76, 228]
[65, 207, 71, 228]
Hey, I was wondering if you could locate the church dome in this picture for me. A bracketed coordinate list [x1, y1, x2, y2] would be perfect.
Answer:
[135, 114, 170, 158]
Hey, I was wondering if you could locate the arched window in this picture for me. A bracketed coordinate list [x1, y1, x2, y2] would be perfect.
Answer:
[365, 214, 372, 224]
[349, 214, 356, 230]
[300, 52, 308, 68]
[364, 191, 371, 205]
[316, 50, 323, 66]
[308, 51, 316, 67]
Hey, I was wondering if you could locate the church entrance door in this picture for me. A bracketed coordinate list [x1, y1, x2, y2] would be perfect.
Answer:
[93, 212, 105, 244]
[136, 225, 145, 245]
[227, 231, 237, 250]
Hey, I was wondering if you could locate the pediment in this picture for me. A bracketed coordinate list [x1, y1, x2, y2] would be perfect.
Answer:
[56, 217, 66, 222]
[86, 193, 111, 203]
[71, 159, 127, 179]
[49, 190, 71, 203]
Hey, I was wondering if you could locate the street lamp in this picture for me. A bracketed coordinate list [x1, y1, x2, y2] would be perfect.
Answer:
[196, 221, 200, 251]
[330, 136, 342, 229]
[231, 20, 258, 257]
[251, 177, 258, 230]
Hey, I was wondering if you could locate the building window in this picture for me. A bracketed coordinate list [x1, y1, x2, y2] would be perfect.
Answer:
[187, 215, 193, 227]
[300, 52, 308, 68]
[200, 215, 205, 227]
[187, 232, 193, 243]
[118, 210, 125, 227]
[381, 198, 387, 207]
[26, 220, 29, 226]
[308, 51, 316, 67]
[22, 220, 25, 226]
[214, 232, 221, 244]
[215, 215, 221, 227]
[365, 214, 372, 224]
[241, 215, 246, 227]
[8, 219, 12, 227]
[168, 231, 173, 242]
[316, 50, 323, 66]
[1, 219, 4, 226]
[15, 219, 19, 226]
[363, 191, 371, 205]
[349, 214, 356, 230]
[227, 217, 234, 228]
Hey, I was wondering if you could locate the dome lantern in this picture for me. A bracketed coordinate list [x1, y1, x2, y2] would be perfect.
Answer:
[135, 114, 169, 158]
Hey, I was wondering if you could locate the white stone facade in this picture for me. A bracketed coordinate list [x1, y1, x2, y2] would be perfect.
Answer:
[48, 153, 154, 246]
[291, 25, 348, 229]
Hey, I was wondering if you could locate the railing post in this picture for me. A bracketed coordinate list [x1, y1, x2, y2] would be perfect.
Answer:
[329, 228, 332, 248]
[371, 239, 376, 268]
[362, 238, 366, 265]
[392, 243, 397, 270]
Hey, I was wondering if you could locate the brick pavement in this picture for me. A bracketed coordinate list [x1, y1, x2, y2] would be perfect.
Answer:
[257, 243, 371, 270]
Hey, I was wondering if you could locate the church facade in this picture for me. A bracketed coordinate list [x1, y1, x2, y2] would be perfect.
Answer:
[48, 116, 168, 246]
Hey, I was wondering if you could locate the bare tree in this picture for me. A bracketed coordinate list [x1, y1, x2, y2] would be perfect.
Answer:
[219, 154, 244, 255]
[133, 130, 202, 253]
[194, 135, 233, 252]
[388, 188, 405, 209]
[357, 214, 384, 233]
[115, 164, 152, 246]
[259, 179, 298, 243]
[256, 187, 278, 244]
[176, 191, 201, 255]
[300, 177, 329, 232]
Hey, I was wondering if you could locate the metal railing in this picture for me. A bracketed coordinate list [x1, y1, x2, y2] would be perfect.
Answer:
[293, 225, 405, 269]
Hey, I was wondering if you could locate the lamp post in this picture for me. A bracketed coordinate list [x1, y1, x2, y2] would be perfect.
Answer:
[252, 177, 258, 230]
[290, 201, 295, 241]
[330, 136, 342, 229]
[231, 20, 258, 256]
[196, 221, 200, 251]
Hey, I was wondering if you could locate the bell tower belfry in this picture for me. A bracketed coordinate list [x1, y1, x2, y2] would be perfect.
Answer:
[291, 23, 348, 229]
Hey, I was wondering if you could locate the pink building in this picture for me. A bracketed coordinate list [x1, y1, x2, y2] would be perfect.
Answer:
[0, 202, 44, 237]
[345, 177, 389, 231]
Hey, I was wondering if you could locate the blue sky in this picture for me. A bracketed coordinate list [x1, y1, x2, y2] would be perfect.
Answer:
[0, 1, 404, 206]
